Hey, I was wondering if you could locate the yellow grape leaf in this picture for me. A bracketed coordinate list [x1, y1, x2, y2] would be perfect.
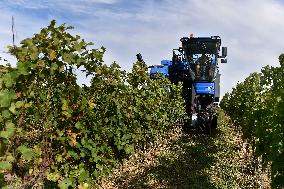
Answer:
[48, 50, 57, 60]
[78, 183, 89, 189]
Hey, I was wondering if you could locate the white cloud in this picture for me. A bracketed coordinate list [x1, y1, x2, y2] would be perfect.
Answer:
[0, 0, 284, 95]
[87, 0, 117, 3]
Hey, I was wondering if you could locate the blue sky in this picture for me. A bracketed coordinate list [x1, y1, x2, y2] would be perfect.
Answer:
[0, 0, 284, 95]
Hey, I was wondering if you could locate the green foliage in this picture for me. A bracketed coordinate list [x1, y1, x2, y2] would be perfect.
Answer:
[220, 54, 284, 188]
[0, 20, 186, 188]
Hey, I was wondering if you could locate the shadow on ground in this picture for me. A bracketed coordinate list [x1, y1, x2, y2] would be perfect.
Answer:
[120, 130, 221, 189]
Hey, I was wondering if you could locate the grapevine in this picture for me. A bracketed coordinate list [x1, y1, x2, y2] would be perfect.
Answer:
[0, 21, 186, 188]
[220, 54, 284, 188]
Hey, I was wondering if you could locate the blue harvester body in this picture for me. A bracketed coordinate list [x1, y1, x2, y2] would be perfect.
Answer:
[147, 35, 227, 131]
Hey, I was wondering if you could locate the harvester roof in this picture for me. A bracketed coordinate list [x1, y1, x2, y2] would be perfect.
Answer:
[181, 36, 221, 55]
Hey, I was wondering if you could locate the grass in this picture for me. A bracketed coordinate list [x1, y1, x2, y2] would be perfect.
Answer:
[100, 110, 271, 189]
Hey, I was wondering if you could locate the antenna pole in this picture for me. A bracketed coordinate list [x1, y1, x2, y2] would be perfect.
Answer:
[12, 16, 15, 47]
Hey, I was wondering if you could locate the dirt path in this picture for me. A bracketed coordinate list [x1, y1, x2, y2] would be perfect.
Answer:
[99, 111, 270, 189]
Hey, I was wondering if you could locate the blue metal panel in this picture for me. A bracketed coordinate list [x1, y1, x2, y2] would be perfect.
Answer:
[161, 60, 172, 66]
[150, 65, 169, 78]
[194, 82, 215, 95]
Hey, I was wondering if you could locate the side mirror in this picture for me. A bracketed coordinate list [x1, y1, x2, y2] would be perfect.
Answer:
[222, 47, 227, 57]
[221, 59, 227, 63]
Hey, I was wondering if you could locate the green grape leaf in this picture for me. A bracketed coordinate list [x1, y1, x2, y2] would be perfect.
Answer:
[0, 161, 12, 170]
[9, 103, 17, 114]
[1, 109, 11, 118]
[58, 178, 73, 189]
[0, 90, 17, 108]
[124, 144, 134, 154]
[17, 62, 29, 75]
[17, 145, 34, 160]
[0, 122, 16, 139]
[15, 101, 25, 108]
